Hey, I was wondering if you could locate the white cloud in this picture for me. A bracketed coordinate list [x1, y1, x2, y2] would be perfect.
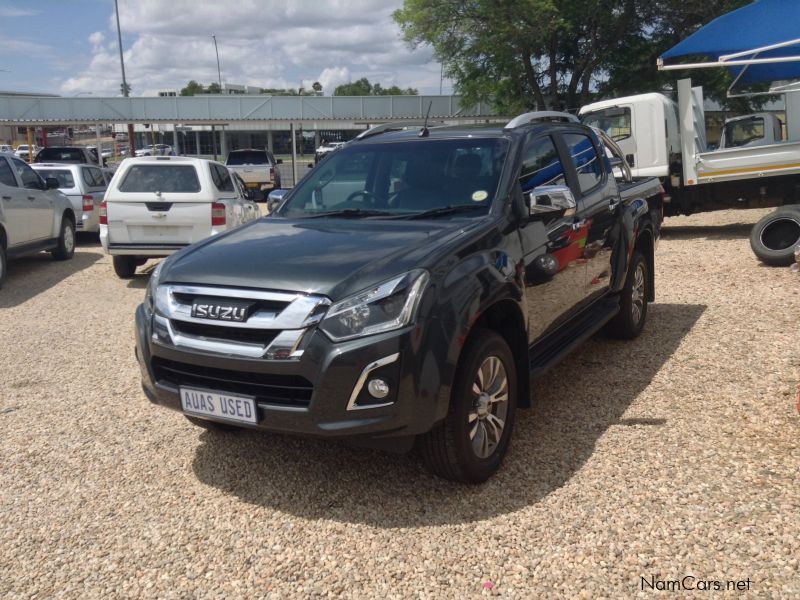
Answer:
[58, 0, 449, 96]
[0, 6, 41, 17]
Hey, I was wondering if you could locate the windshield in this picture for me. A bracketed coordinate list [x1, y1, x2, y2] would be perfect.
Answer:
[37, 148, 84, 162]
[119, 165, 201, 193]
[279, 138, 508, 218]
[581, 107, 632, 142]
[723, 117, 765, 148]
[34, 169, 75, 188]
[226, 151, 269, 166]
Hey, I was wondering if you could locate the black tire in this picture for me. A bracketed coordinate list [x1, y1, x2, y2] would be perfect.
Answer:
[51, 217, 75, 261]
[0, 244, 6, 289]
[749, 206, 800, 266]
[185, 415, 241, 432]
[605, 250, 648, 339]
[420, 329, 517, 483]
[112, 255, 137, 279]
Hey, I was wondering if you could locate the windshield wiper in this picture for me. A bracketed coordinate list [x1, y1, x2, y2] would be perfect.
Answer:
[303, 208, 394, 219]
[396, 204, 488, 220]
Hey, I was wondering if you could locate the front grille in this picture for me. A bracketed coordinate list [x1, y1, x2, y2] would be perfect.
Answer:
[152, 357, 313, 408]
[170, 320, 279, 345]
[172, 292, 289, 315]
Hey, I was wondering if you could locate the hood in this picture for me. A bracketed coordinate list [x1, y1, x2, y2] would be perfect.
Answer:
[161, 217, 478, 300]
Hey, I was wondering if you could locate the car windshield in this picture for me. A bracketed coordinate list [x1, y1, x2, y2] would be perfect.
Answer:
[37, 148, 84, 162]
[119, 165, 201, 193]
[226, 151, 269, 166]
[34, 169, 75, 188]
[723, 117, 765, 147]
[581, 107, 632, 142]
[279, 137, 508, 218]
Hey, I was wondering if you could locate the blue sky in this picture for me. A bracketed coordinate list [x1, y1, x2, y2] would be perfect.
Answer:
[0, 0, 450, 96]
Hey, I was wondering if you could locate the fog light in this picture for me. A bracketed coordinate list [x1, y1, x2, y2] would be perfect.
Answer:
[367, 378, 390, 399]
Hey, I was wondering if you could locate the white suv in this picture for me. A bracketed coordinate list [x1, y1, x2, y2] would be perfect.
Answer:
[100, 156, 259, 278]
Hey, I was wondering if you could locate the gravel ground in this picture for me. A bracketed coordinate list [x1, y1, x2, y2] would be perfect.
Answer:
[1, 208, 798, 598]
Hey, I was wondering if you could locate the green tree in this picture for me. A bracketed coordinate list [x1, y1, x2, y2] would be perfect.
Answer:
[179, 80, 205, 96]
[206, 82, 222, 94]
[120, 82, 132, 96]
[312, 81, 323, 94]
[334, 78, 418, 96]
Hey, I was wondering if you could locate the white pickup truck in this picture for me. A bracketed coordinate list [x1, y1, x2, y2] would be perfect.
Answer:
[100, 156, 260, 278]
[224, 149, 282, 200]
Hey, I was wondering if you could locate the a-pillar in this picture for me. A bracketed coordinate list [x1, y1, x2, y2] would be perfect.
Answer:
[267, 130, 274, 153]
[195, 130, 201, 156]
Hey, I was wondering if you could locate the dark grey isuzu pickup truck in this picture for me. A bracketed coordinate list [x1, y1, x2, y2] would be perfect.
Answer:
[135, 113, 663, 482]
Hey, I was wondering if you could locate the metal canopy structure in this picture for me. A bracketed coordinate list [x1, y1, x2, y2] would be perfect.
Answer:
[0, 94, 498, 126]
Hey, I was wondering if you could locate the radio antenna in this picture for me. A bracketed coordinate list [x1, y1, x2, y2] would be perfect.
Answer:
[419, 101, 433, 137]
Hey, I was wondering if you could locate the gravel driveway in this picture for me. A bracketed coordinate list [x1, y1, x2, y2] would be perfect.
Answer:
[1, 209, 798, 598]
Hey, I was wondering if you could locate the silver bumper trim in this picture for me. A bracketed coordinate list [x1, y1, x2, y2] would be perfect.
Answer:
[347, 353, 400, 411]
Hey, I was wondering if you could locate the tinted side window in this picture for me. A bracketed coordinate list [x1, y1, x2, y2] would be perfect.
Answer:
[12, 158, 43, 190]
[82, 167, 106, 188]
[520, 135, 565, 192]
[563, 133, 603, 194]
[211, 164, 235, 192]
[0, 158, 17, 187]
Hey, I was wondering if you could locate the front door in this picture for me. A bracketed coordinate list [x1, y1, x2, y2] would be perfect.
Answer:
[12, 158, 54, 240]
[560, 131, 620, 304]
[0, 156, 29, 246]
[517, 134, 587, 343]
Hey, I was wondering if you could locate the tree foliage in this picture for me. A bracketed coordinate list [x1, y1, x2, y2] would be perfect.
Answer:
[333, 77, 418, 96]
[394, 0, 756, 112]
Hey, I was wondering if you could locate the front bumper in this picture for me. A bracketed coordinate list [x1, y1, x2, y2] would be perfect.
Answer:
[135, 304, 447, 440]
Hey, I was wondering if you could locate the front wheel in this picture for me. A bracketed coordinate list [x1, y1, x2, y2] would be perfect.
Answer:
[51, 218, 75, 260]
[605, 250, 648, 339]
[420, 330, 517, 483]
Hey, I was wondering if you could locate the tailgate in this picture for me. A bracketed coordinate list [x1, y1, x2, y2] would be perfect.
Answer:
[106, 199, 212, 246]
[228, 166, 271, 186]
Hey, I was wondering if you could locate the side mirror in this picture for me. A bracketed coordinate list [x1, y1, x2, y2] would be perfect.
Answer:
[276, 159, 283, 165]
[45, 177, 60, 190]
[527, 185, 576, 217]
[267, 189, 288, 213]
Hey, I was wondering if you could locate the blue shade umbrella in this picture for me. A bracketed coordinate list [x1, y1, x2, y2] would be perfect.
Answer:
[659, 0, 800, 87]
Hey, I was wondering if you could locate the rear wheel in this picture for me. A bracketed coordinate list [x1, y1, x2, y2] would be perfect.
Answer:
[605, 250, 648, 339]
[185, 415, 241, 432]
[113, 255, 137, 279]
[749, 206, 800, 266]
[51, 217, 75, 261]
[420, 330, 517, 483]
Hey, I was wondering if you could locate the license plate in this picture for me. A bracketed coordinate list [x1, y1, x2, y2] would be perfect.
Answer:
[180, 387, 258, 424]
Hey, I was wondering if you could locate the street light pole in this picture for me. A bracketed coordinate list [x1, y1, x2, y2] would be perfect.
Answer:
[211, 34, 223, 160]
[114, 0, 136, 155]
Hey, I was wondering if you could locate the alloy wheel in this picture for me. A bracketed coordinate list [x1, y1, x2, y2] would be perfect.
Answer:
[468, 355, 509, 459]
[631, 262, 646, 324]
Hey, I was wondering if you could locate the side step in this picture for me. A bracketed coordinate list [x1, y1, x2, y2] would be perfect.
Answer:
[529, 297, 620, 378]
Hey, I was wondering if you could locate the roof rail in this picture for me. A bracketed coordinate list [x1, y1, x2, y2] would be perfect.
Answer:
[504, 111, 579, 129]
[354, 120, 445, 141]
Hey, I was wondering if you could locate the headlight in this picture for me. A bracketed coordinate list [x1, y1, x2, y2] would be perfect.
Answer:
[144, 261, 165, 314]
[319, 270, 430, 342]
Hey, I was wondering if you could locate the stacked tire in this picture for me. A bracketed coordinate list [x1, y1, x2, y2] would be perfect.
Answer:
[750, 206, 800, 266]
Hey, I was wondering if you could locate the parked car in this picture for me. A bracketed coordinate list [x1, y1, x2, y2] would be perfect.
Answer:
[0, 153, 76, 287]
[0, 144, 13, 154]
[100, 156, 259, 278]
[34, 146, 101, 166]
[224, 149, 282, 200]
[14, 144, 39, 161]
[135, 144, 174, 157]
[31, 163, 108, 233]
[314, 141, 345, 163]
[134, 113, 664, 482]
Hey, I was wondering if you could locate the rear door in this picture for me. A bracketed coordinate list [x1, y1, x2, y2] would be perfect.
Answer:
[11, 158, 54, 240]
[559, 130, 620, 303]
[0, 156, 29, 246]
[107, 162, 211, 247]
[210, 163, 241, 226]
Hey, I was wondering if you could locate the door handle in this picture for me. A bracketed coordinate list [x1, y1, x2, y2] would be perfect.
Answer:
[1, 195, 10, 200]
[27, 196, 36, 201]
